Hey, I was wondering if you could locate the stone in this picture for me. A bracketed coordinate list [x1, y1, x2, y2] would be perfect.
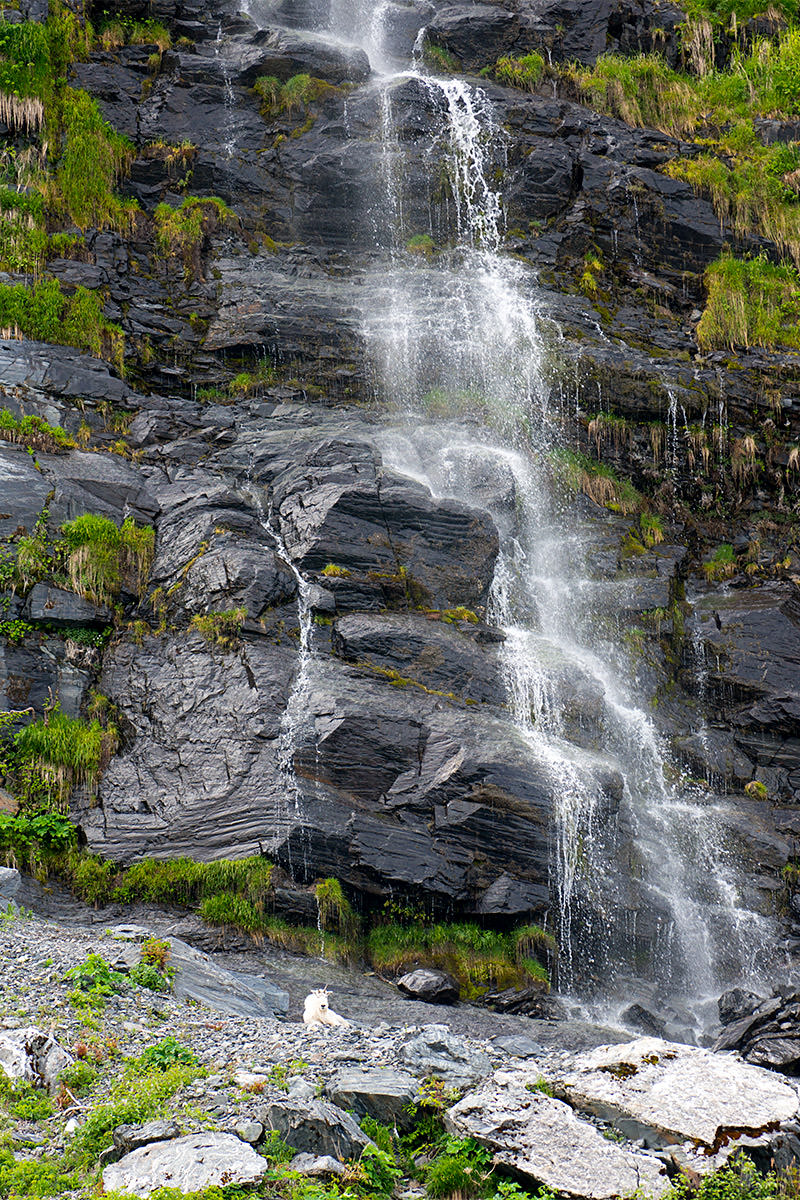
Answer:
[234, 1121, 263, 1145]
[445, 1072, 670, 1200]
[555, 1038, 799, 1149]
[258, 1096, 373, 1160]
[400, 1025, 491, 1086]
[718, 988, 763, 1027]
[327, 1069, 419, 1131]
[289, 1153, 347, 1178]
[493, 1036, 545, 1059]
[397, 969, 460, 1005]
[26, 584, 112, 629]
[101, 1133, 268, 1197]
[166, 938, 289, 1018]
[619, 1004, 667, 1038]
[113, 1119, 182, 1155]
[0, 1028, 73, 1095]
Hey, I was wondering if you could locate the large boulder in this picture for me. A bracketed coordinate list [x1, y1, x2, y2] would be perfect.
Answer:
[0, 1029, 73, 1095]
[554, 1038, 799, 1150]
[327, 1069, 419, 1130]
[258, 1096, 373, 1160]
[445, 1072, 670, 1200]
[397, 969, 460, 1005]
[101, 1133, 267, 1197]
[400, 1025, 491, 1086]
[714, 993, 800, 1073]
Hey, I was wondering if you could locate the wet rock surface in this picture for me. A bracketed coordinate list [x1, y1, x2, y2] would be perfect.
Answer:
[101, 1132, 269, 1197]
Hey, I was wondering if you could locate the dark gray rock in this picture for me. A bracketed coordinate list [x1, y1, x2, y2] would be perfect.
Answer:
[259, 1096, 373, 1160]
[327, 1068, 419, 1130]
[620, 1003, 668, 1038]
[425, 5, 519, 70]
[113, 1119, 182, 1156]
[26, 585, 112, 629]
[397, 969, 460, 1005]
[718, 988, 763, 1027]
[166, 938, 289, 1018]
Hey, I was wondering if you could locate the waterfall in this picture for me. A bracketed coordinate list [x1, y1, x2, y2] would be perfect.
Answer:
[245, 1, 783, 1029]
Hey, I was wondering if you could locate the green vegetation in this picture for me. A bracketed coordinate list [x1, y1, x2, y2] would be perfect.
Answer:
[315, 876, 359, 938]
[54, 86, 136, 230]
[422, 41, 461, 73]
[136, 1036, 197, 1071]
[703, 541, 737, 580]
[492, 52, 546, 91]
[96, 15, 172, 55]
[61, 513, 155, 605]
[0, 279, 124, 370]
[11, 704, 118, 811]
[63, 951, 127, 1009]
[0, 406, 73, 453]
[154, 196, 234, 279]
[129, 937, 174, 992]
[254, 73, 338, 118]
[189, 607, 247, 650]
[696, 252, 800, 349]
[406, 233, 436, 256]
[366, 921, 554, 998]
[321, 562, 352, 577]
[551, 448, 642, 514]
[745, 779, 769, 798]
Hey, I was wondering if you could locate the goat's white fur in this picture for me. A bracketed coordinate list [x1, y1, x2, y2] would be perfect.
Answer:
[302, 987, 347, 1027]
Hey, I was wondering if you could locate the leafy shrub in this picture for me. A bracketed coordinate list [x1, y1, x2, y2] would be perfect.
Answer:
[8, 1081, 54, 1121]
[137, 1037, 198, 1071]
[63, 952, 127, 1009]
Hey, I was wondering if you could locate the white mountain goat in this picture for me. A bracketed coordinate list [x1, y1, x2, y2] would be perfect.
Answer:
[302, 987, 348, 1027]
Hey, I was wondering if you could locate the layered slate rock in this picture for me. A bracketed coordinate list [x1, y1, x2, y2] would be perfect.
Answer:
[258, 1096, 373, 1160]
[554, 1038, 800, 1149]
[101, 1133, 267, 1197]
[445, 1071, 670, 1200]
[714, 992, 800, 1073]
[327, 1068, 419, 1130]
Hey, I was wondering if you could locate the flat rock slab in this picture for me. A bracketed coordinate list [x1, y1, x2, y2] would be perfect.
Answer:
[446, 1072, 669, 1200]
[166, 937, 289, 1018]
[555, 1037, 799, 1149]
[101, 1133, 267, 1197]
[327, 1068, 419, 1130]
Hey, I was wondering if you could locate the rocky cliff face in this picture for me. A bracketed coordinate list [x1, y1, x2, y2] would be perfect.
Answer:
[1, 0, 799, 1018]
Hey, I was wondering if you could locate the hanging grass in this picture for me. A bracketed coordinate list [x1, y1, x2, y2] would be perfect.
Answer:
[697, 251, 800, 349]
[153, 196, 234, 279]
[14, 706, 118, 809]
[0, 279, 125, 371]
[315, 876, 360, 939]
[0, 407, 74, 453]
[61, 513, 155, 605]
[550, 448, 643, 514]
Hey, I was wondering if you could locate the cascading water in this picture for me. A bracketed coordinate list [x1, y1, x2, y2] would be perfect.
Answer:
[247, 0, 784, 1029]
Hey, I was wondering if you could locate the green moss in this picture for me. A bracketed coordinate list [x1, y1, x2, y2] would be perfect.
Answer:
[550, 448, 642, 514]
[422, 41, 461, 72]
[321, 562, 351, 577]
[406, 233, 435, 256]
[703, 541, 737, 580]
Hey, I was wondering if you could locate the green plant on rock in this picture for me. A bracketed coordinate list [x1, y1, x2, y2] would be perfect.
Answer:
[254, 72, 339, 119]
[190, 607, 247, 650]
[0, 278, 124, 370]
[697, 252, 800, 350]
[63, 951, 127, 1009]
[130, 938, 174, 992]
[321, 562, 351, 577]
[0, 407, 74, 453]
[703, 542, 737, 581]
[154, 196, 234, 280]
[60, 513, 155, 604]
[7, 1080, 54, 1122]
[315, 876, 360, 939]
[422, 41, 460, 73]
[136, 1036, 198, 1071]
[13, 704, 118, 810]
[425, 1136, 492, 1199]
[550, 448, 642, 514]
[406, 233, 436, 257]
[493, 53, 545, 91]
[54, 87, 136, 230]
